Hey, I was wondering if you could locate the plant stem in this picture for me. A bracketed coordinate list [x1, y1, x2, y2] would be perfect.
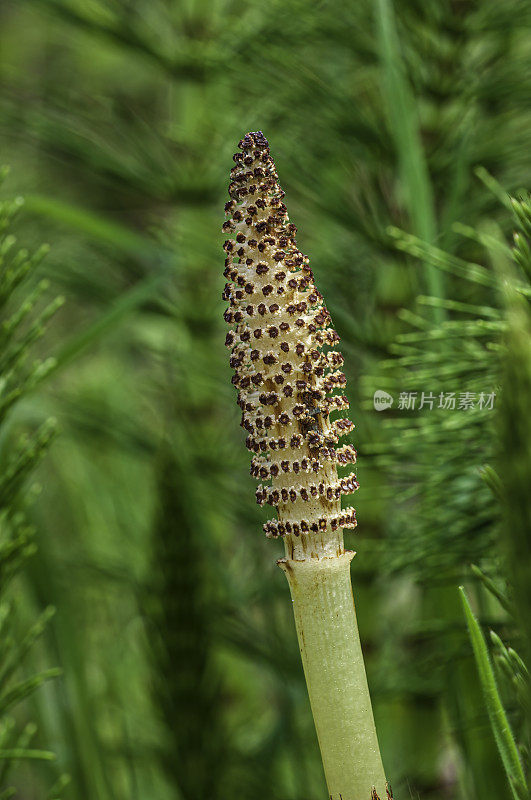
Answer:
[279, 537, 387, 800]
[223, 132, 388, 798]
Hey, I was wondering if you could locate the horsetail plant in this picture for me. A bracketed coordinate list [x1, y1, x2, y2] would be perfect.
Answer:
[222, 132, 388, 800]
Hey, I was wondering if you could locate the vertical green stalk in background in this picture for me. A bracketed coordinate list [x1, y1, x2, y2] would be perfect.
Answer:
[375, 0, 444, 316]
[223, 132, 387, 800]
[500, 204, 531, 674]
[498, 201, 531, 770]
[460, 588, 527, 800]
[147, 441, 229, 799]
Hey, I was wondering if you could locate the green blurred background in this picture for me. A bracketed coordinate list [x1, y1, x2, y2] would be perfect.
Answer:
[1, 0, 530, 797]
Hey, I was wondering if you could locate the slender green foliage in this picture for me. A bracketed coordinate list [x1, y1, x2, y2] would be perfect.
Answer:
[377, 188, 531, 798]
[460, 587, 527, 800]
[0, 174, 66, 796]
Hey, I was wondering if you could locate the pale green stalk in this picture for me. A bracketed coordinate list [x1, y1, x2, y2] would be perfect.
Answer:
[279, 544, 387, 800]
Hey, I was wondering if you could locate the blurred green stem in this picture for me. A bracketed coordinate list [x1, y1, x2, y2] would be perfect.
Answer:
[376, 0, 444, 318]
[460, 587, 527, 800]
[279, 546, 386, 800]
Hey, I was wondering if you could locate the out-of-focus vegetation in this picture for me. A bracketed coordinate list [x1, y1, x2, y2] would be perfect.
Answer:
[0, 177, 66, 798]
[0, 0, 530, 797]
